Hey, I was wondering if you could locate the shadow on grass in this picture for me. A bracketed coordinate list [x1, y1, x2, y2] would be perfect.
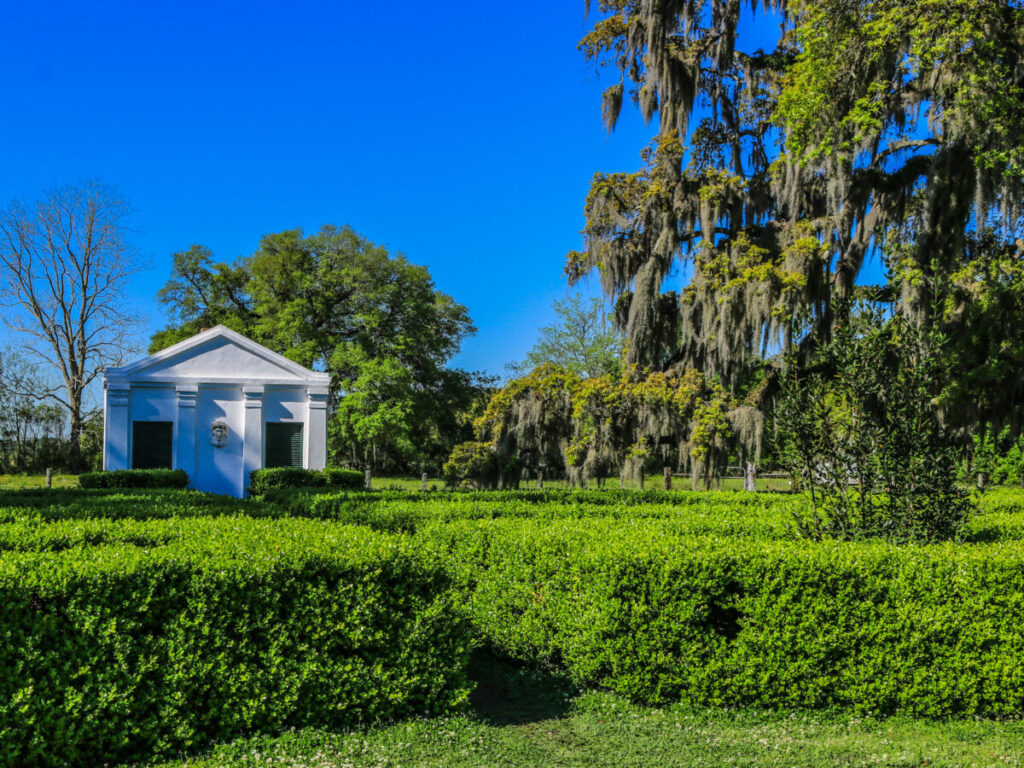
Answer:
[467, 649, 578, 726]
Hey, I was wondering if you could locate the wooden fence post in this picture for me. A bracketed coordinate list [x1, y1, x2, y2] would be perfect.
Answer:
[421, 472, 428, 491]
[663, 466, 671, 491]
[537, 468, 544, 489]
[364, 469, 372, 491]
[45, 468, 52, 489]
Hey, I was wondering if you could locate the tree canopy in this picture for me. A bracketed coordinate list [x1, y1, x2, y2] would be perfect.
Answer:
[508, 294, 625, 379]
[570, 0, 1024, 408]
[153, 225, 481, 472]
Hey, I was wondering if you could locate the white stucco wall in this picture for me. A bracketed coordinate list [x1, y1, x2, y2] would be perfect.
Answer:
[102, 326, 330, 498]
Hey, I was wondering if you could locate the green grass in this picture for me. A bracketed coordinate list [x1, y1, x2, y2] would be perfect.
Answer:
[128, 655, 1024, 768]
[0, 472, 79, 490]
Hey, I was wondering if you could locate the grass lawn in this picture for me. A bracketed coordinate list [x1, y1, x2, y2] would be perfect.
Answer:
[131, 654, 1024, 768]
[0, 472, 79, 490]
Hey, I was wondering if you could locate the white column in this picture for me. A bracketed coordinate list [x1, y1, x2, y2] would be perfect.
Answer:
[104, 383, 131, 470]
[306, 386, 329, 469]
[241, 384, 264, 496]
[175, 384, 198, 485]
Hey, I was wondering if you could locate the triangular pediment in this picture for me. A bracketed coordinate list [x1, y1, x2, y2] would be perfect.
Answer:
[105, 326, 330, 385]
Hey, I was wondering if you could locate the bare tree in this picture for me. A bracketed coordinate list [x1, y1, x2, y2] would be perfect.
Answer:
[0, 181, 144, 470]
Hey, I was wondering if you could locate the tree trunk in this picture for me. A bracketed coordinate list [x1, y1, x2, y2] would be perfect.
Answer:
[68, 392, 83, 473]
[537, 468, 544, 489]
[663, 466, 672, 491]
[638, 467, 645, 491]
[45, 467, 52, 489]
[744, 461, 757, 492]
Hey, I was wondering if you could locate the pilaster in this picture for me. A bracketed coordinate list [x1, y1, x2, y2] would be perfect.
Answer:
[306, 386, 329, 470]
[175, 384, 198, 484]
[104, 383, 131, 470]
[241, 385, 265, 496]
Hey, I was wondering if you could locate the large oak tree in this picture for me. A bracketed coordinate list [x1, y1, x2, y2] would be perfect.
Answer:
[571, 0, 1024, 429]
[153, 225, 481, 472]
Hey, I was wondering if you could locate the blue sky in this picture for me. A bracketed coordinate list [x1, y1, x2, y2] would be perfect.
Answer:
[0, 1, 790, 377]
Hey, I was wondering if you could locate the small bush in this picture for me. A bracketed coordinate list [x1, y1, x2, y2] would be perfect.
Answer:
[443, 441, 497, 488]
[248, 467, 325, 494]
[323, 468, 364, 488]
[78, 469, 189, 489]
[249, 468, 366, 495]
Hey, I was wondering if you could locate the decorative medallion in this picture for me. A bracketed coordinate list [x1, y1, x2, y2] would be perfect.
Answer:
[210, 419, 229, 448]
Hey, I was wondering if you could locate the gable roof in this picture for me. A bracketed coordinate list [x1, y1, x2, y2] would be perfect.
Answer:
[104, 325, 331, 387]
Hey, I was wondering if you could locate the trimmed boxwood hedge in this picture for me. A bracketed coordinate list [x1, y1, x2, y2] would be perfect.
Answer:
[420, 517, 1024, 718]
[0, 518, 471, 767]
[249, 467, 364, 494]
[78, 468, 189, 489]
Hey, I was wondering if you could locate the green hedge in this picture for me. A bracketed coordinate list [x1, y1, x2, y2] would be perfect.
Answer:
[249, 467, 364, 494]
[78, 469, 189, 489]
[0, 518, 471, 767]
[0, 489, 252, 524]
[324, 468, 364, 488]
[420, 518, 1024, 718]
[300, 491, 799, 538]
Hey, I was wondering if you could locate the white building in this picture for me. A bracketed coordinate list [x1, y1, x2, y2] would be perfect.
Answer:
[103, 325, 330, 497]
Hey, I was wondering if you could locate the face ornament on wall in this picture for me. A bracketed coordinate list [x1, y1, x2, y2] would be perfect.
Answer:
[210, 419, 229, 448]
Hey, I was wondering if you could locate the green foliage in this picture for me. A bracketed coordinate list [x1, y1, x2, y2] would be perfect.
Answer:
[473, 364, 761, 488]
[573, 0, 1024, 434]
[5, 483, 1024, 768]
[0, 516, 470, 766]
[249, 467, 365, 494]
[508, 294, 625, 379]
[248, 467, 326, 494]
[323, 467, 365, 488]
[421, 516, 1024, 717]
[442, 441, 498, 489]
[776, 305, 974, 543]
[153, 226, 482, 474]
[78, 468, 189, 489]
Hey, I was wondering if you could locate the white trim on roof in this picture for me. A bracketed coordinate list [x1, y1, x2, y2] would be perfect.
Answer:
[103, 325, 330, 386]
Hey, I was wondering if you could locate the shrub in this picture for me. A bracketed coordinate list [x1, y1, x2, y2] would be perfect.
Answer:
[420, 517, 1024, 718]
[776, 305, 974, 543]
[78, 469, 189, 489]
[249, 468, 365, 495]
[323, 468, 364, 488]
[443, 441, 497, 488]
[248, 467, 325, 494]
[0, 517, 470, 766]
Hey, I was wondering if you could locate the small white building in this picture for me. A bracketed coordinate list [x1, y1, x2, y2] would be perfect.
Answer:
[103, 325, 330, 497]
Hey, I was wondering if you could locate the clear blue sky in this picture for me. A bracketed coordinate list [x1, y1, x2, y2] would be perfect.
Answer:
[0, 1, 790, 377]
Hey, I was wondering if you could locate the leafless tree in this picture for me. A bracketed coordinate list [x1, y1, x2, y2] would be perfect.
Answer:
[0, 180, 144, 470]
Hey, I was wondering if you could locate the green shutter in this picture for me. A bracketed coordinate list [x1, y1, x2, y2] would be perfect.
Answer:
[132, 421, 173, 470]
[265, 423, 304, 468]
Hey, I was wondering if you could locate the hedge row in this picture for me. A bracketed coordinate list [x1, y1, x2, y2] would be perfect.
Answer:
[248, 467, 364, 494]
[0, 518, 470, 767]
[419, 517, 1024, 718]
[0, 488, 251, 523]
[299, 492, 798, 539]
[78, 468, 189, 489]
